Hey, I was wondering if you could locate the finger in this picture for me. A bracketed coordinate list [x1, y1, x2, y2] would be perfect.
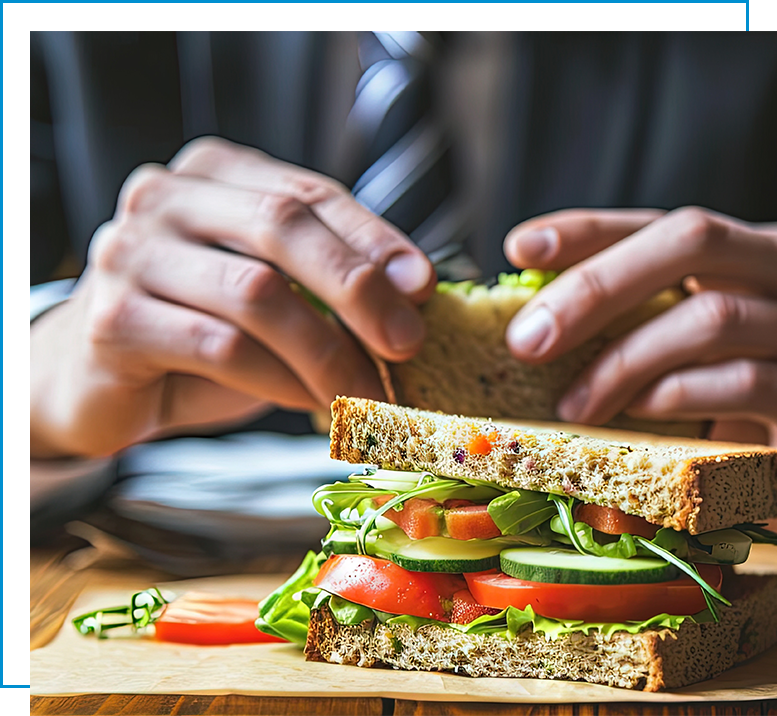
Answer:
[557, 292, 777, 424]
[155, 375, 271, 433]
[169, 137, 435, 302]
[89, 289, 319, 411]
[507, 208, 777, 364]
[117, 166, 427, 361]
[504, 208, 664, 270]
[124, 233, 386, 405]
[625, 359, 777, 426]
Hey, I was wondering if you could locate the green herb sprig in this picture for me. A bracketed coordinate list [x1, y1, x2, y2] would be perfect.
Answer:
[72, 587, 169, 639]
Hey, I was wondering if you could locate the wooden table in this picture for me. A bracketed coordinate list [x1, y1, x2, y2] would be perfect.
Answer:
[30, 541, 777, 716]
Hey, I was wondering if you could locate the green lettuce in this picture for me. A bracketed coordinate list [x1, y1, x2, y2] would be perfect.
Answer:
[487, 489, 557, 536]
[319, 593, 700, 642]
[256, 551, 326, 645]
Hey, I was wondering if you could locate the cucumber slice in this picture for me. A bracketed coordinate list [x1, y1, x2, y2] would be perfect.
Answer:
[322, 529, 359, 555]
[500, 547, 678, 585]
[371, 530, 505, 572]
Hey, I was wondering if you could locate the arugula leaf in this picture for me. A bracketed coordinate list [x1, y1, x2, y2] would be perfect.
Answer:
[256, 551, 327, 645]
[312, 481, 395, 528]
[547, 494, 588, 554]
[736, 523, 777, 545]
[634, 536, 731, 621]
[487, 489, 557, 535]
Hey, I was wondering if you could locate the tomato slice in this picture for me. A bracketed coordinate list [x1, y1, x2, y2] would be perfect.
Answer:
[445, 504, 502, 540]
[465, 564, 722, 622]
[154, 592, 285, 645]
[374, 496, 443, 539]
[451, 589, 501, 624]
[313, 554, 464, 621]
[574, 503, 659, 540]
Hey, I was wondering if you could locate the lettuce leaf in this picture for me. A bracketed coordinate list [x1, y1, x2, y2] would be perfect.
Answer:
[255, 551, 326, 645]
[318, 592, 699, 642]
[487, 489, 557, 536]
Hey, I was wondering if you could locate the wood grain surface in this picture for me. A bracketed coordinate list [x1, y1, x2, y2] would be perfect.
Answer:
[30, 543, 777, 716]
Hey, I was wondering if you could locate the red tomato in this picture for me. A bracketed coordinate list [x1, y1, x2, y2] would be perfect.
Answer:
[464, 565, 723, 622]
[574, 503, 659, 540]
[313, 555, 465, 621]
[374, 496, 443, 539]
[445, 504, 502, 540]
[154, 592, 285, 645]
[451, 589, 501, 624]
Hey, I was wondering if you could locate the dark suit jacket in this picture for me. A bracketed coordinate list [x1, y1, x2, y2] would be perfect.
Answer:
[32, 31, 777, 282]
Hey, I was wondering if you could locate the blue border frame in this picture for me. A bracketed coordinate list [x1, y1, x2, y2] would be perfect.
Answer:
[21, 5, 777, 713]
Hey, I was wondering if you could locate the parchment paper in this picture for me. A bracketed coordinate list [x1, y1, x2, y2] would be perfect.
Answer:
[30, 570, 777, 703]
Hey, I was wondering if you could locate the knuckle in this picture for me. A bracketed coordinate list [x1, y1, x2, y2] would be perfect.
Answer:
[118, 164, 169, 215]
[226, 262, 284, 308]
[290, 175, 347, 205]
[671, 206, 720, 253]
[694, 291, 742, 338]
[657, 372, 691, 412]
[193, 321, 246, 367]
[732, 360, 764, 399]
[569, 265, 609, 307]
[87, 292, 134, 345]
[88, 222, 131, 272]
[346, 219, 396, 261]
[172, 136, 233, 173]
[256, 193, 308, 228]
[340, 260, 381, 302]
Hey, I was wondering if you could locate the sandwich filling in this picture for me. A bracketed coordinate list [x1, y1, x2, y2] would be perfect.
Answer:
[257, 468, 777, 645]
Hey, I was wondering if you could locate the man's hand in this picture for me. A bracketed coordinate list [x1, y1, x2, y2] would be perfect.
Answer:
[31, 137, 435, 458]
[504, 207, 777, 444]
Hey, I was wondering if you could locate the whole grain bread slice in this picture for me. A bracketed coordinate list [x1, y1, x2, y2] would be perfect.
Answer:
[304, 573, 777, 691]
[387, 283, 706, 438]
[329, 397, 777, 534]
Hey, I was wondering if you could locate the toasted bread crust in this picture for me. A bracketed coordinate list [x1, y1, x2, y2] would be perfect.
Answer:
[330, 397, 777, 534]
[305, 574, 777, 691]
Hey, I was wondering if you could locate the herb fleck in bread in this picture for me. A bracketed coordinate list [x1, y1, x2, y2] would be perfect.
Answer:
[388, 283, 705, 438]
[330, 397, 777, 534]
[305, 573, 777, 691]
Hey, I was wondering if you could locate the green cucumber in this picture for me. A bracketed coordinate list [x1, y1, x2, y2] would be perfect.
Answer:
[322, 529, 359, 555]
[371, 530, 506, 572]
[500, 547, 678, 585]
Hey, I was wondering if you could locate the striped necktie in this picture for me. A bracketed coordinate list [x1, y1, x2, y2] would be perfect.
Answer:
[345, 32, 472, 273]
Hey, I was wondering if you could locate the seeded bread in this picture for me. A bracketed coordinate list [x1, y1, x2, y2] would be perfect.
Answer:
[329, 397, 777, 534]
[304, 573, 777, 691]
[388, 283, 705, 438]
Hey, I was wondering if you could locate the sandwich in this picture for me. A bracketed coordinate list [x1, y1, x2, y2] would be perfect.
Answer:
[388, 273, 706, 437]
[257, 397, 777, 691]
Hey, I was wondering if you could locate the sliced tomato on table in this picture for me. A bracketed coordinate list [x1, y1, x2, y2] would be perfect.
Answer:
[313, 554, 465, 621]
[464, 564, 723, 622]
[155, 592, 286, 645]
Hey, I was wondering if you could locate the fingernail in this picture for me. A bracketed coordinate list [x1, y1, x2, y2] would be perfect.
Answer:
[558, 384, 590, 422]
[514, 227, 559, 264]
[384, 304, 425, 352]
[385, 253, 432, 295]
[507, 307, 555, 356]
